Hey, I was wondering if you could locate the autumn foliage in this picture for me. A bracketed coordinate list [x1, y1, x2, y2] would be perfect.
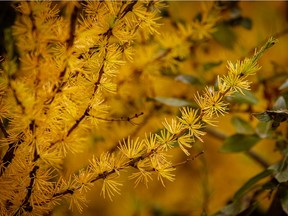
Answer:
[0, 1, 288, 216]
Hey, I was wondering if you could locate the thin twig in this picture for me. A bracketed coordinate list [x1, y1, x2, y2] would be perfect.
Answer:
[0, 131, 24, 177]
[0, 121, 9, 138]
[171, 151, 204, 168]
[90, 112, 144, 125]
[13, 119, 38, 215]
[109, 110, 153, 153]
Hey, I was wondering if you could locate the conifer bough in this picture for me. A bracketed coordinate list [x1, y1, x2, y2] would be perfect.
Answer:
[0, 1, 276, 215]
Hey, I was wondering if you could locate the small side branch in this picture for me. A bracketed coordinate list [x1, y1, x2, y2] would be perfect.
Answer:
[0, 121, 9, 138]
[51, 169, 117, 201]
[0, 143, 17, 176]
[0, 133, 24, 177]
[64, 50, 106, 138]
[14, 165, 40, 215]
[49, 150, 204, 202]
[1, 120, 35, 170]
[67, 109, 89, 137]
[14, 123, 40, 215]
[66, 6, 79, 48]
[119, 1, 137, 20]
[90, 112, 144, 125]
[171, 151, 205, 168]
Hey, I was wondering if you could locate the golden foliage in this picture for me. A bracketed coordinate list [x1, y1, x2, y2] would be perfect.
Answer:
[0, 1, 279, 215]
